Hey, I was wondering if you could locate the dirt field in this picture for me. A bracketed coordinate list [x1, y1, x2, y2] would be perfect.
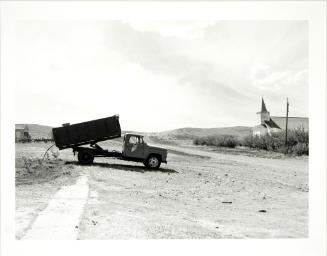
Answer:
[15, 140, 308, 239]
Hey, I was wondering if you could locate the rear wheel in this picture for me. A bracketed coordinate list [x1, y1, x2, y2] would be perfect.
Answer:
[145, 155, 161, 169]
[77, 150, 94, 164]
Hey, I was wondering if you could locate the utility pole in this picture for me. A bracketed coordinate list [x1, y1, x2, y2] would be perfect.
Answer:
[285, 98, 289, 150]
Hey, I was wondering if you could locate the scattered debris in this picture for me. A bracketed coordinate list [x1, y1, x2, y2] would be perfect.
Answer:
[297, 186, 309, 192]
[91, 220, 98, 225]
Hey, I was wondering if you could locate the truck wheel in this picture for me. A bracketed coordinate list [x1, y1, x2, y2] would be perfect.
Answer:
[145, 155, 161, 169]
[78, 150, 94, 164]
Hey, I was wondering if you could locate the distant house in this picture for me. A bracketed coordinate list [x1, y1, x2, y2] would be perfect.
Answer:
[15, 124, 30, 142]
[253, 98, 308, 136]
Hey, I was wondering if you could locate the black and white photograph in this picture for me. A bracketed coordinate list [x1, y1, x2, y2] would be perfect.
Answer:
[0, 1, 326, 256]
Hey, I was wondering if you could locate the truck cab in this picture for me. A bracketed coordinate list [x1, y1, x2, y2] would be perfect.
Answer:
[122, 133, 167, 169]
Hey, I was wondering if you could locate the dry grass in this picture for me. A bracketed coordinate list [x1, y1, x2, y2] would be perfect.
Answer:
[15, 157, 75, 185]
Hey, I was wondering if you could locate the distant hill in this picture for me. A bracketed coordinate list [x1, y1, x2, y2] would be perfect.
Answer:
[147, 126, 252, 141]
[25, 124, 53, 139]
[19, 124, 252, 141]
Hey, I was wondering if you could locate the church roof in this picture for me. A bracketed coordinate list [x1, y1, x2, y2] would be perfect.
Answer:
[271, 116, 309, 131]
[264, 118, 281, 129]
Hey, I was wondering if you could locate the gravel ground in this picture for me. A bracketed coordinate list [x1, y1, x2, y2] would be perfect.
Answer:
[15, 141, 308, 239]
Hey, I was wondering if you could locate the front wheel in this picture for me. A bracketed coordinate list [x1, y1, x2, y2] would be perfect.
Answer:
[77, 150, 94, 164]
[145, 155, 161, 169]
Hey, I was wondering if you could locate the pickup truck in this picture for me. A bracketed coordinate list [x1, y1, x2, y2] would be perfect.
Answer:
[52, 115, 167, 169]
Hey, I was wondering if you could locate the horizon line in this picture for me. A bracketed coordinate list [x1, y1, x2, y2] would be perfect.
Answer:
[15, 122, 254, 133]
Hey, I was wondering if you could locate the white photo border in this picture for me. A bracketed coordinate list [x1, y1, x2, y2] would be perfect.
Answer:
[0, 1, 326, 256]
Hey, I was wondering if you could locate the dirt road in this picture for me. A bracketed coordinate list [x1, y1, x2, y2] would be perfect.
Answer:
[16, 142, 308, 239]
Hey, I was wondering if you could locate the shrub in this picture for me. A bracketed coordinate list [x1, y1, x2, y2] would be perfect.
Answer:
[219, 136, 239, 148]
[291, 143, 309, 156]
[22, 157, 33, 173]
[240, 127, 308, 156]
[193, 135, 239, 148]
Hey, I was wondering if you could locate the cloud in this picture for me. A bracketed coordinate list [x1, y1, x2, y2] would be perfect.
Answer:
[250, 63, 307, 93]
[102, 21, 252, 97]
[250, 64, 270, 79]
[13, 20, 308, 130]
[106, 21, 308, 105]
[180, 77, 252, 102]
[103, 21, 210, 78]
[128, 20, 215, 39]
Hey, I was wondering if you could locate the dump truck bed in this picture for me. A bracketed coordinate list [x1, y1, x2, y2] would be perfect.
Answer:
[52, 115, 121, 150]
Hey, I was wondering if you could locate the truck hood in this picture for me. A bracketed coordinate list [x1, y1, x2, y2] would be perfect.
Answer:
[147, 145, 167, 152]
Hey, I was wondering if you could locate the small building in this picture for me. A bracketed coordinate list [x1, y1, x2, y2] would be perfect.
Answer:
[15, 124, 30, 142]
[253, 98, 309, 136]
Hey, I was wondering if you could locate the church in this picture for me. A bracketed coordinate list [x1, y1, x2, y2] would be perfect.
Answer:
[253, 98, 309, 136]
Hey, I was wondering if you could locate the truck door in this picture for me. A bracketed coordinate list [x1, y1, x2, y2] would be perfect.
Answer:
[123, 136, 145, 159]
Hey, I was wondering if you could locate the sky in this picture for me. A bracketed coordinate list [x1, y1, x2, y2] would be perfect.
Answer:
[13, 20, 308, 132]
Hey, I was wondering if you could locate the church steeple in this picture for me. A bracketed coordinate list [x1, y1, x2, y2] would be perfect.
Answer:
[261, 98, 268, 112]
[257, 98, 271, 124]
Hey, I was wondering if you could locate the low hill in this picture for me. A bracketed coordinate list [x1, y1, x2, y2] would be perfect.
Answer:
[19, 124, 252, 142]
[146, 126, 252, 143]
[24, 124, 53, 139]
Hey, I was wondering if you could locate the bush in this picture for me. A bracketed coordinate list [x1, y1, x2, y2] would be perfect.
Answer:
[193, 128, 308, 155]
[22, 157, 33, 173]
[193, 135, 239, 148]
[291, 143, 309, 156]
[241, 127, 308, 156]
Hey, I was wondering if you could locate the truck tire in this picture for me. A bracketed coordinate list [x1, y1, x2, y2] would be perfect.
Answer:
[145, 155, 161, 169]
[78, 150, 94, 164]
